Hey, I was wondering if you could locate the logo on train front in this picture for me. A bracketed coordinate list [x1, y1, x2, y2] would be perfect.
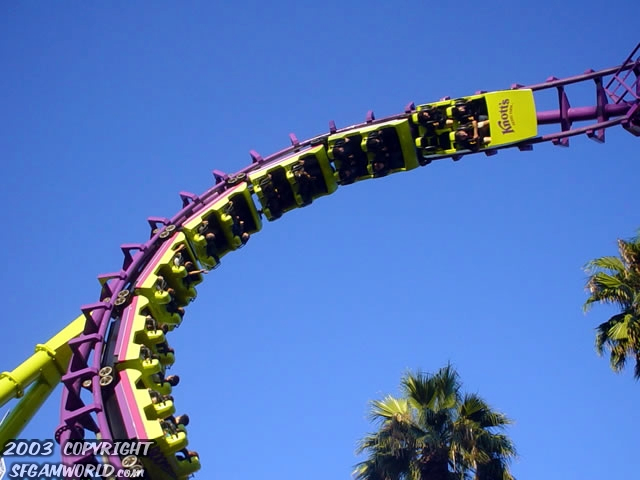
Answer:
[497, 98, 515, 134]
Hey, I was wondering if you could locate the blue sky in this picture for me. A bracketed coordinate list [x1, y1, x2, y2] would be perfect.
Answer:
[1, 2, 638, 479]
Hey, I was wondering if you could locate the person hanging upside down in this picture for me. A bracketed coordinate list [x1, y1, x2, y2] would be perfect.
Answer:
[226, 200, 250, 244]
[454, 120, 491, 151]
[292, 160, 316, 205]
[259, 174, 284, 218]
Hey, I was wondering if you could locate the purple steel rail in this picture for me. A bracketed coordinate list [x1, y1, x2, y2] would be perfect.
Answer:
[57, 43, 640, 473]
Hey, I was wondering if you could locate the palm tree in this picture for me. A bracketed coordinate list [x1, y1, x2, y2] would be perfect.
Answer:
[583, 231, 640, 378]
[354, 364, 516, 480]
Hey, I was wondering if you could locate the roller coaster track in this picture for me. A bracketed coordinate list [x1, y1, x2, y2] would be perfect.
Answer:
[1, 43, 638, 479]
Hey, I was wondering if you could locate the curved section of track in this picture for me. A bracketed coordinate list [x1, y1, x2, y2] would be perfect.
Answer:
[56, 45, 640, 479]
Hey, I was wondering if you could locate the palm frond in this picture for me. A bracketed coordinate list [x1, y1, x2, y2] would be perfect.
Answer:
[588, 272, 630, 292]
[369, 396, 411, 423]
[583, 272, 633, 312]
[402, 372, 438, 411]
[474, 457, 516, 480]
[432, 363, 462, 410]
[584, 256, 626, 275]
[459, 394, 512, 429]
[594, 312, 638, 354]
[607, 314, 634, 341]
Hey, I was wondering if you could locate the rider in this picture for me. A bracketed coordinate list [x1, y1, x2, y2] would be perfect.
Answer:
[259, 174, 285, 219]
[227, 201, 250, 245]
[292, 160, 316, 205]
[454, 120, 491, 150]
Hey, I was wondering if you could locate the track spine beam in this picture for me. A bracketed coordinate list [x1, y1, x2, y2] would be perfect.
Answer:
[58, 300, 116, 468]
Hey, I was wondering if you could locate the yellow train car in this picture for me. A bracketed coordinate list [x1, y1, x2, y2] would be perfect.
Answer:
[156, 236, 204, 305]
[143, 392, 176, 421]
[134, 232, 206, 328]
[413, 89, 538, 160]
[131, 298, 168, 346]
[327, 119, 419, 185]
[167, 451, 202, 478]
[248, 145, 338, 221]
[182, 183, 262, 267]
[114, 296, 176, 370]
[122, 373, 186, 457]
[114, 369, 200, 479]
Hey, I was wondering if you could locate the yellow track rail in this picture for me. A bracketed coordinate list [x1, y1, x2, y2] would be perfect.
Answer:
[0, 316, 85, 447]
